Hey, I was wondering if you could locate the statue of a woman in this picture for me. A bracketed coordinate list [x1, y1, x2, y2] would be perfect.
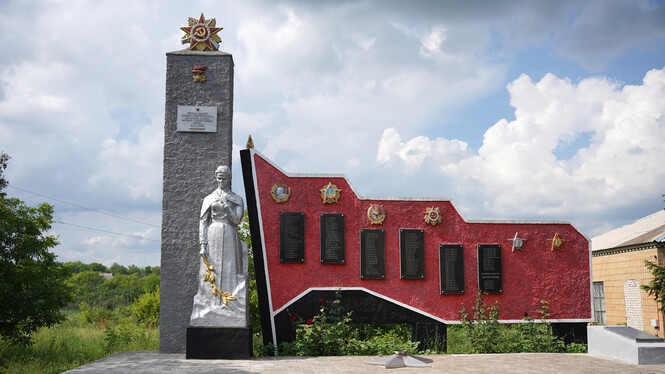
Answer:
[190, 165, 248, 327]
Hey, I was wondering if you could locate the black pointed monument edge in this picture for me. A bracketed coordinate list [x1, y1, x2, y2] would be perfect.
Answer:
[240, 149, 273, 347]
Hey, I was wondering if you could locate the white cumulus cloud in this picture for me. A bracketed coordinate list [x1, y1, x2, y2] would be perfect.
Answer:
[377, 67, 665, 232]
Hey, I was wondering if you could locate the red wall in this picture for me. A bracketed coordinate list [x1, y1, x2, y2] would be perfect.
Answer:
[252, 151, 591, 322]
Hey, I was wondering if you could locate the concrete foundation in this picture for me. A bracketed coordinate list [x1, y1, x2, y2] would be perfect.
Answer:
[588, 325, 665, 365]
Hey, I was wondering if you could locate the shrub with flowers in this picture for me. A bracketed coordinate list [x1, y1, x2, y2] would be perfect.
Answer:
[280, 289, 353, 356]
[280, 289, 417, 356]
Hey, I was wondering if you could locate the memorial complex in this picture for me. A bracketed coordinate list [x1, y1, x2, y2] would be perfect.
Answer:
[158, 13, 594, 359]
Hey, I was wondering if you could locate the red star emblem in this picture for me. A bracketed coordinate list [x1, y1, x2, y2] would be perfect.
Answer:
[547, 233, 566, 252]
[180, 13, 223, 51]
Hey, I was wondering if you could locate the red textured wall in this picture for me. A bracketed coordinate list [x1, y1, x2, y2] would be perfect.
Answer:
[252, 152, 591, 322]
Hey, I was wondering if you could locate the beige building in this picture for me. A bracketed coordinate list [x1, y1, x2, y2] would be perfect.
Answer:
[592, 209, 665, 338]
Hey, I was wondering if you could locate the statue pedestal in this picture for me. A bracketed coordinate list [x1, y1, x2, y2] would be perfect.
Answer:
[186, 326, 253, 359]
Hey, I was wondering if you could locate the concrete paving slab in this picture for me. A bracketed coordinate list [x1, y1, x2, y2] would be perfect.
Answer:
[64, 351, 665, 374]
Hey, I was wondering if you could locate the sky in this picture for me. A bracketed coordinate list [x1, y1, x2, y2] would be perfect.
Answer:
[1, 0, 664, 267]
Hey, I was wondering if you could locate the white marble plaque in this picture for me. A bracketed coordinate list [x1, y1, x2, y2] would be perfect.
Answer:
[177, 106, 217, 132]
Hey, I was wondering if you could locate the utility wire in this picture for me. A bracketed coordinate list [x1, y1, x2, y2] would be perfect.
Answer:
[54, 221, 160, 242]
[7, 184, 161, 228]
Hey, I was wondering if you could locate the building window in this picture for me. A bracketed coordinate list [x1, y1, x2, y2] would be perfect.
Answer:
[593, 281, 606, 325]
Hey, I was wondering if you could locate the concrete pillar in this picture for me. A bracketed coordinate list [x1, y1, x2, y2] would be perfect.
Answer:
[160, 49, 234, 352]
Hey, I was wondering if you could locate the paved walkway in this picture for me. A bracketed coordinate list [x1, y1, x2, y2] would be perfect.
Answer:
[65, 351, 665, 373]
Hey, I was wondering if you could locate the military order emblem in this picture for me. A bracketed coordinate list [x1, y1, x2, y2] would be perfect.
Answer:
[320, 182, 342, 204]
[367, 204, 386, 225]
[181, 13, 223, 51]
[508, 232, 527, 252]
[547, 233, 565, 251]
[423, 206, 442, 226]
[270, 183, 291, 203]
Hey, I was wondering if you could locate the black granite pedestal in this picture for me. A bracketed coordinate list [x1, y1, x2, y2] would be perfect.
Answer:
[186, 326, 253, 359]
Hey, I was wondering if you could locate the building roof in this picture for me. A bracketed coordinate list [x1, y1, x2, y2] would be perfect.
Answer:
[592, 210, 665, 252]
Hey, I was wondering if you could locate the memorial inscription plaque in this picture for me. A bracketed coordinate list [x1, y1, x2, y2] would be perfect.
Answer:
[280, 212, 305, 263]
[400, 229, 425, 279]
[176, 105, 218, 132]
[360, 229, 385, 279]
[477, 244, 502, 293]
[320, 213, 345, 264]
[439, 244, 464, 294]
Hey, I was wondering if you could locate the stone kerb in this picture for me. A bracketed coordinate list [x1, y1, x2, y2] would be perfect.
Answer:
[160, 49, 234, 353]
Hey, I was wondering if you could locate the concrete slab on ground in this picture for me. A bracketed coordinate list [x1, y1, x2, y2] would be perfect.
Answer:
[64, 351, 665, 373]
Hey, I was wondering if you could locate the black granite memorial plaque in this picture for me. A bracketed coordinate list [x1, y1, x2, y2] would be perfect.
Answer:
[477, 244, 502, 293]
[439, 244, 464, 294]
[360, 229, 385, 279]
[400, 229, 425, 279]
[320, 213, 345, 264]
[280, 212, 305, 263]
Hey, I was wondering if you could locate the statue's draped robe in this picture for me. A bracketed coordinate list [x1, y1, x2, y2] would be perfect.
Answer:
[190, 188, 248, 327]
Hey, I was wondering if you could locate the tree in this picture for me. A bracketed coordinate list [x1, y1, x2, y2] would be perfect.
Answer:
[89, 262, 108, 272]
[238, 210, 261, 334]
[0, 152, 8, 197]
[0, 154, 72, 345]
[642, 259, 665, 330]
[67, 270, 106, 307]
[109, 262, 129, 275]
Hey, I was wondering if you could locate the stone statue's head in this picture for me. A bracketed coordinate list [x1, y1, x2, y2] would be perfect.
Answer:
[215, 165, 231, 188]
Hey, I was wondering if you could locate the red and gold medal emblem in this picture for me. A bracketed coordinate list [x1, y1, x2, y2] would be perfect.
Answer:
[320, 182, 342, 204]
[181, 13, 223, 51]
[270, 183, 291, 203]
[367, 204, 386, 225]
[423, 206, 442, 226]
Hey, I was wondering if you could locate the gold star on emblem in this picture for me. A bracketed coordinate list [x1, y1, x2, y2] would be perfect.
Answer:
[547, 233, 565, 251]
[180, 13, 223, 51]
[320, 182, 341, 204]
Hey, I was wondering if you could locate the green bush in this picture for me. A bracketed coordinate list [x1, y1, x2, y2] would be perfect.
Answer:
[104, 318, 157, 352]
[457, 294, 587, 354]
[280, 290, 353, 356]
[459, 291, 501, 353]
[66, 264, 160, 310]
[132, 286, 160, 326]
[504, 301, 565, 353]
[77, 302, 114, 327]
[343, 333, 419, 356]
[276, 290, 422, 357]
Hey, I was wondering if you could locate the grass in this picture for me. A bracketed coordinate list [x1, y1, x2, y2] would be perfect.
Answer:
[446, 325, 473, 353]
[0, 313, 158, 374]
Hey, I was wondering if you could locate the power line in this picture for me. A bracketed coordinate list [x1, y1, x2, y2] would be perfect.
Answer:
[7, 184, 161, 228]
[54, 221, 160, 242]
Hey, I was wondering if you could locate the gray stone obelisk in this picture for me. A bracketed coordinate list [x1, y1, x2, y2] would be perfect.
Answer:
[160, 49, 234, 353]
